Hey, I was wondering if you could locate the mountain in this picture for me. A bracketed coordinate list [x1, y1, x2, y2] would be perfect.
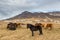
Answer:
[5, 11, 60, 20]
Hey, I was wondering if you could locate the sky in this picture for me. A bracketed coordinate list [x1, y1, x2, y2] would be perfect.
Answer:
[0, 0, 60, 20]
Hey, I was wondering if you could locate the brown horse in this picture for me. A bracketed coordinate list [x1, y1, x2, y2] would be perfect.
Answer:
[45, 23, 52, 30]
[35, 23, 52, 30]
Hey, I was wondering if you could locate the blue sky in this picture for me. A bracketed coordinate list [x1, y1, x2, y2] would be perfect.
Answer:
[0, 0, 60, 20]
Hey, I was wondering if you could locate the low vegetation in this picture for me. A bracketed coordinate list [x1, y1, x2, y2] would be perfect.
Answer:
[0, 20, 60, 40]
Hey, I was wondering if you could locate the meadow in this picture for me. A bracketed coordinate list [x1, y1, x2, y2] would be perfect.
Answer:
[0, 19, 60, 40]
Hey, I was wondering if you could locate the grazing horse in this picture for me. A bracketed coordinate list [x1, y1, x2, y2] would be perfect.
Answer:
[7, 22, 17, 30]
[27, 23, 43, 36]
[38, 23, 52, 30]
[14, 23, 21, 28]
[45, 23, 52, 30]
[16, 23, 25, 28]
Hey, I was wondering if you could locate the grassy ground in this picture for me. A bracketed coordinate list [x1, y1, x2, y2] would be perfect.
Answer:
[0, 21, 60, 40]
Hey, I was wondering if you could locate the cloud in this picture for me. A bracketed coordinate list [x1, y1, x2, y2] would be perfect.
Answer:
[0, 0, 60, 20]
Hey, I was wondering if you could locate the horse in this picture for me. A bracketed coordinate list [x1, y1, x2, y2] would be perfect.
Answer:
[27, 23, 43, 36]
[45, 23, 52, 30]
[7, 22, 17, 30]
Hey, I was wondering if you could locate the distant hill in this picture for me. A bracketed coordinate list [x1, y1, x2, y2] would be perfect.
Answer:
[6, 11, 60, 20]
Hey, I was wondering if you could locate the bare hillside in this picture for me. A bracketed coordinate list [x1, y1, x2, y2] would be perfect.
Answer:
[5, 11, 60, 20]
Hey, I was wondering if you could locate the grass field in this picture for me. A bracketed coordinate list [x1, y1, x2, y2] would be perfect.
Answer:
[0, 20, 60, 40]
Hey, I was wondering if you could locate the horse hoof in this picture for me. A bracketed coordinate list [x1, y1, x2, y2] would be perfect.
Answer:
[32, 35, 34, 36]
[39, 34, 43, 35]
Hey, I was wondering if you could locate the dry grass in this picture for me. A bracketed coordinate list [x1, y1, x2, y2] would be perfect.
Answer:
[0, 20, 60, 40]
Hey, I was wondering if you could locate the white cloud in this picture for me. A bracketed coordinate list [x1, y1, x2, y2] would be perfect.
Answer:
[0, 0, 60, 20]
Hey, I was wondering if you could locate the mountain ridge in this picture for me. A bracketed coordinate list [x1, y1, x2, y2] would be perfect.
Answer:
[5, 11, 60, 20]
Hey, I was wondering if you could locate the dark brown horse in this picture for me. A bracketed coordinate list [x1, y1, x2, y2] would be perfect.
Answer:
[27, 23, 43, 36]
[7, 22, 18, 30]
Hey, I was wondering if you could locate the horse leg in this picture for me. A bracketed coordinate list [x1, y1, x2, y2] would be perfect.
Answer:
[31, 31, 34, 36]
[7, 26, 9, 29]
[39, 29, 43, 35]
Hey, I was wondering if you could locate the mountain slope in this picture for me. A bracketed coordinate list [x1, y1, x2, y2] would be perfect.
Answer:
[6, 11, 60, 20]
